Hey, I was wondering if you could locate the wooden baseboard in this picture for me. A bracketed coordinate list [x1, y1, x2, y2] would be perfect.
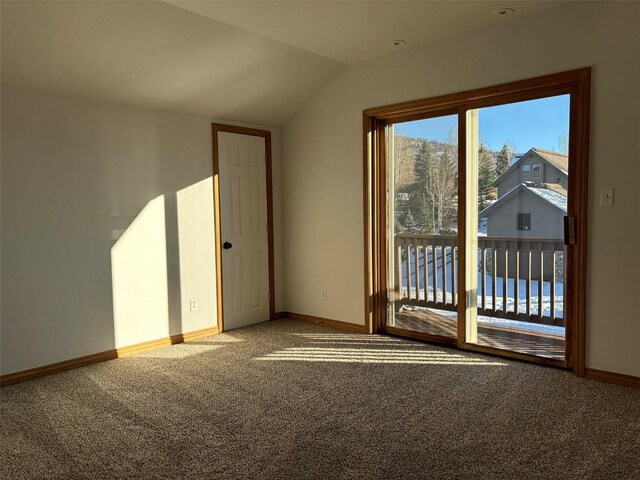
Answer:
[0, 351, 119, 388]
[585, 368, 640, 389]
[115, 337, 174, 358]
[0, 326, 220, 387]
[280, 311, 368, 334]
[170, 326, 219, 344]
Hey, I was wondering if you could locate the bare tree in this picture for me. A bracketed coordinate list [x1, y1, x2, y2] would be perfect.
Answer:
[392, 130, 416, 190]
[425, 130, 457, 233]
[557, 131, 568, 153]
[398, 129, 458, 234]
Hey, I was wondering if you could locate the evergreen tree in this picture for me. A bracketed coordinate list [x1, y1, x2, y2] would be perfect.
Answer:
[478, 142, 496, 209]
[412, 140, 436, 233]
[402, 209, 417, 233]
[435, 131, 458, 232]
[408, 191, 432, 233]
[495, 142, 514, 177]
[413, 139, 433, 187]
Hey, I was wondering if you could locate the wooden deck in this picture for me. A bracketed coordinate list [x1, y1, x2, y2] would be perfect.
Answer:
[393, 309, 565, 361]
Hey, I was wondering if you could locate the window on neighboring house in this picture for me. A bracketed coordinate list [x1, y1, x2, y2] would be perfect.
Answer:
[517, 213, 531, 231]
[532, 163, 542, 179]
[522, 164, 531, 179]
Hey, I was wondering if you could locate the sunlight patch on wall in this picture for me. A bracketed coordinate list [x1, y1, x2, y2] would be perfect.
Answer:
[176, 177, 217, 332]
[111, 195, 169, 348]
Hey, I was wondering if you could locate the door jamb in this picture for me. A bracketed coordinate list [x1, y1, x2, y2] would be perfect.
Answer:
[212, 123, 276, 333]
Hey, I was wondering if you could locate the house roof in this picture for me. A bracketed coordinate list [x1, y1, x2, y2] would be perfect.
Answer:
[541, 182, 568, 197]
[491, 147, 568, 187]
[479, 182, 567, 218]
[528, 184, 568, 211]
[532, 148, 569, 173]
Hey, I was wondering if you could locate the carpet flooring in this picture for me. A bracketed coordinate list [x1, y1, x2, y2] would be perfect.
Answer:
[1, 319, 639, 479]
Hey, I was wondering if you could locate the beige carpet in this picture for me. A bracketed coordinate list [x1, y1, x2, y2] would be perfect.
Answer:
[1, 319, 639, 479]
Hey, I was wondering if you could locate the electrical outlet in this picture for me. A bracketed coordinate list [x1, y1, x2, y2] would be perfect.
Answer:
[321, 288, 328, 301]
[189, 299, 199, 311]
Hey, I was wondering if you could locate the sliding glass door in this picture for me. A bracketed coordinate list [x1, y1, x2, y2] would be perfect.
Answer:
[386, 114, 460, 344]
[463, 96, 569, 360]
[370, 69, 590, 370]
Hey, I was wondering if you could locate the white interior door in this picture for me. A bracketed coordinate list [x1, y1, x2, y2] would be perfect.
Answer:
[218, 131, 270, 330]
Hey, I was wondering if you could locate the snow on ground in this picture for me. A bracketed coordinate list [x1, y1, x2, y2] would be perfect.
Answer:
[478, 218, 488, 236]
[399, 242, 565, 336]
[404, 275, 564, 319]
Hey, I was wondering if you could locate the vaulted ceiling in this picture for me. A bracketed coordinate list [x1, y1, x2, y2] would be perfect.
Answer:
[1, 1, 562, 126]
[167, 1, 562, 64]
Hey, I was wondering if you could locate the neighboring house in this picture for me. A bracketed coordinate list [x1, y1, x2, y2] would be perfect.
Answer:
[480, 147, 568, 239]
[479, 148, 568, 280]
[494, 147, 568, 197]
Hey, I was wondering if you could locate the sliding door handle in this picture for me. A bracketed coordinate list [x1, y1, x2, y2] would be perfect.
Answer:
[563, 216, 575, 245]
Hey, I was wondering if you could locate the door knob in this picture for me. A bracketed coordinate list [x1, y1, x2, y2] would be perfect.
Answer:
[223, 241, 233, 250]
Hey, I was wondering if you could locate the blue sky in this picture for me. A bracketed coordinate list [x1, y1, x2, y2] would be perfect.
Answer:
[395, 94, 570, 153]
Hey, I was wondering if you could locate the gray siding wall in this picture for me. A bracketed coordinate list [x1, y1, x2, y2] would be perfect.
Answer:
[496, 152, 568, 197]
[496, 168, 520, 197]
[485, 189, 564, 238]
[543, 163, 568, 188]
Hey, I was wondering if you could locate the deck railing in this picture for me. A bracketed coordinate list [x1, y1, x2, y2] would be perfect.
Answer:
[395, 234, 565, 326]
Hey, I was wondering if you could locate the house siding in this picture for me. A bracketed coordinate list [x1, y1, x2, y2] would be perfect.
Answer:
[486, 189, 564, 239]
[543, 163, 567, 188]
[497, 151, 568, 197]
[496, 168, 520, 198]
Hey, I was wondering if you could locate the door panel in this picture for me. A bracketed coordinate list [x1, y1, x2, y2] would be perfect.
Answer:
[464, 95, 570, 361]
[385, 115, 459, 341]
[218, 131, 269, 330]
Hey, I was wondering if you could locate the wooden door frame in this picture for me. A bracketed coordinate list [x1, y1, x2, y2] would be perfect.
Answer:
[212, 123, 276, 332]
[363, 68, 591, 375]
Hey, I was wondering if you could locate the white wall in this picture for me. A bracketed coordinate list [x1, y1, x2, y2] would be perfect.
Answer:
[1, 86, 284, 374]
[282, 1, 640, 376]
[111, 195, 171, 348]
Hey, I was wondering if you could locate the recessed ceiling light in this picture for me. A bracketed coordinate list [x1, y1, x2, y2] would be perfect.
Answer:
[494, 8, 515, 16]
[389, 40, 407, 47]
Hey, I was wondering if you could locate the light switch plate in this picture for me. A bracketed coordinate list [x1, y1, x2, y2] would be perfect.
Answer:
[600, 188, 614, 206]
